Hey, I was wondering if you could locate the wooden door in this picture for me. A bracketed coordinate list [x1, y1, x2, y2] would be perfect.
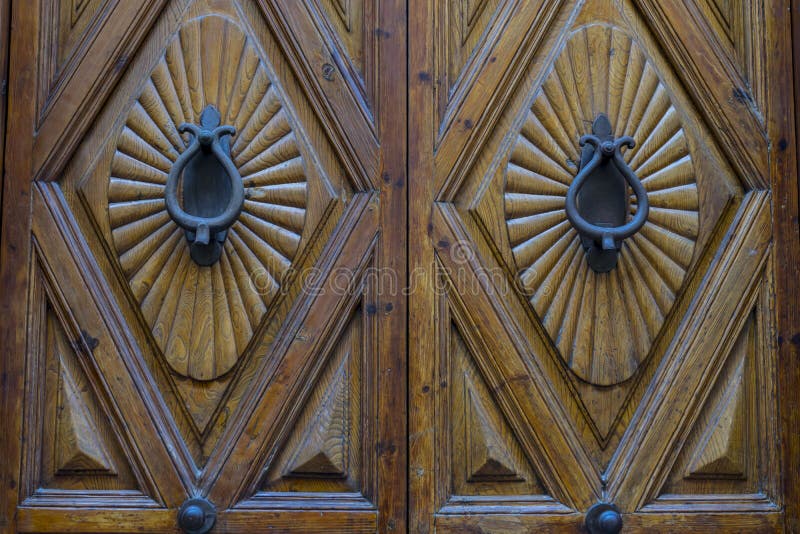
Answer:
[409, 0, 800, 532]
[0, 0, 406, 532]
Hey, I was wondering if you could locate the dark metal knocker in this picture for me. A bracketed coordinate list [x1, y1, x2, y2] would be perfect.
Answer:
[165, 105, 243, 266]
[565, 113, 648, 272]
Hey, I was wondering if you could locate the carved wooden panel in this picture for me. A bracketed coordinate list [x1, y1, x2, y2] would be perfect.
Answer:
[434, 0, 501, 125]
[457, 0, 742, 448]
[505, 24, 699, 386]
[315, 0, 377, 107]
[410, 0, 787, 529]
[648, 277, 779, 508]
[20, 253, 144, 499]
[695, 0, 766, 115]
[7, 0, 407, 529]
[36, 0, 110, 125]
[107, 14, 308, 382]
[260, 306, 371, 495]
[441, 314, 547, 501]
[61, 0, 353, 470]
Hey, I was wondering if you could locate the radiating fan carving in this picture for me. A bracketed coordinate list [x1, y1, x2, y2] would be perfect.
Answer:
[55, 354, 117, 475]
[107, 15, 308, 381]
[504, 24, 698, 386]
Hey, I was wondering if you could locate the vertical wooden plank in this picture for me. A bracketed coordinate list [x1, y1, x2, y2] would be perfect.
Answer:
[0, 0, 10, 218]
[408, 0, 436, 531]
[376, 0, 407, 531]
[774, 0, 800, 530]
[0, 0, 38, 528]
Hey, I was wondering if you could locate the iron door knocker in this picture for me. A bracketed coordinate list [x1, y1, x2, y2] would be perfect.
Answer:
[565, 113, 649, 272]
[165, 104, 244, 266]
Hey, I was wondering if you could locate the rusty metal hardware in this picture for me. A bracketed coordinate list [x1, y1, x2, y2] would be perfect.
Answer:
[165, 105, 243, 266]
[565, 113, 649, 272]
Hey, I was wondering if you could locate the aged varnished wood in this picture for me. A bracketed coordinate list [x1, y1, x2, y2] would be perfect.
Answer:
[1, 0, 405, 532]
[410, 0, 798, 533]
[1, 0, 799, 533]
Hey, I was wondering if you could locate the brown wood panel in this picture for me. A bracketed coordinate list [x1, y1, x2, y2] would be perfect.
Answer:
[410, 0, 797, 532]
[1, 0, 406, 532]
[2, 0, 799, 532]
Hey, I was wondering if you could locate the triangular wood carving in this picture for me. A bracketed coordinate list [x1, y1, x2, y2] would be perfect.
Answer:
[686, 361, 746, 479]
[261, 308, 363, 491]
[286, 357, 350, 478]
[330, 0, 351, 30]
[54, 353, 117, 475]
[38, 298, 141, 489]
[447, 320, 546, 495]
[25, 252, 142, 492]
[465, 381, 522, 482]
[435, 0, 500, 124]
[37, 0, 107, 121]
[653, 310, 757, 498]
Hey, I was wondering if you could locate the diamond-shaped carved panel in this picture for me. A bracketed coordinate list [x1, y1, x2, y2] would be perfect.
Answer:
[62, 0, 352, 466]
[504, 24, 698, 386]
[447, 0, 744, 451]
[107, 14, 307, 381]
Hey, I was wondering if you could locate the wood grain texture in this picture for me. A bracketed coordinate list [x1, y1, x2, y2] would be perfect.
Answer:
[24, 267, 140, 490]
[505, 23, 699, 387]
[3, 0, 407, 530]
[457, 0, 741, 456]
[432, 209, 601, 509]
[434, 0, 501, 126]
[35, 0, 110, 127]
[442, 316, 547, 500]
[108, 13, 308, 383]
[607, 191, 772, 510]
[314, 0, 378, 112]
[33, 0, 167, 181]
[203, 194, 379, 506]
[68, 0, 346, 468]
[694, 0, 767, 117]
[2, 0, 798, 531]
[758, 2, 800, 531]
[651, 272, 779, 504]
[261, 308, 366, 494]
[18, 183, 188, 510]
[632, 0, 768, 190]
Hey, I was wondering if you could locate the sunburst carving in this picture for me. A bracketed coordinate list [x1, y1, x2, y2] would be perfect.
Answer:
[107, 15, 308, 381]
[504, 24, 698, 386]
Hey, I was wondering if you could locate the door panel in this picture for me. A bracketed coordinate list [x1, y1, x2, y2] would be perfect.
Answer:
[409, 0, 795, 531]
[1, 0, 405, 532]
